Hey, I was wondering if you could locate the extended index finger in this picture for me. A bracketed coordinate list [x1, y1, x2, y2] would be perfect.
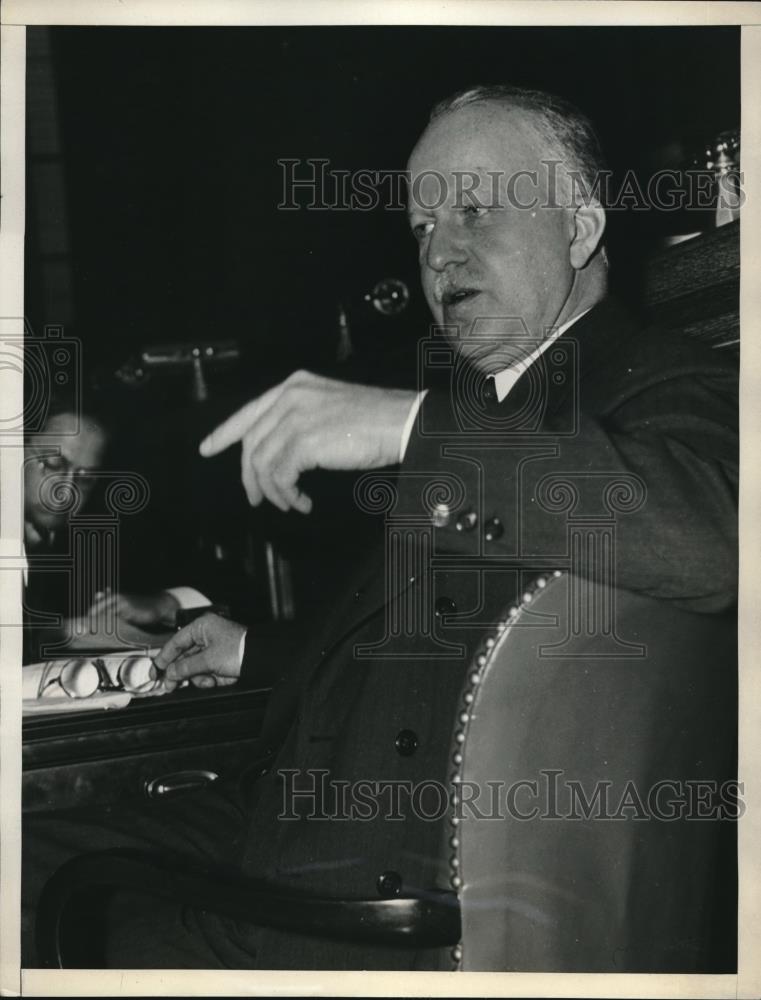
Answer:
[199, 383, 283, 457]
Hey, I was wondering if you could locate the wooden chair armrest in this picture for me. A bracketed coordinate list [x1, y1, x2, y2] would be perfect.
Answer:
[36, 848, 460, 967]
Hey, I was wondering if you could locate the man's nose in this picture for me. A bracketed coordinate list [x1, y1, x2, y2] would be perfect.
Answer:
[424, 218, 468, 272]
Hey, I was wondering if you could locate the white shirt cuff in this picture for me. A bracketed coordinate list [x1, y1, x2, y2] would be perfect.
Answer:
[238, 629, 248, 670]
[165, 586, 211, 609]
[399, 389, 428, 462]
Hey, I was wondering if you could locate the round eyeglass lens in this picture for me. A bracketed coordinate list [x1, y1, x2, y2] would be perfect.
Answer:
[58, 659, 101, 698]
[118, 655, 160, 693]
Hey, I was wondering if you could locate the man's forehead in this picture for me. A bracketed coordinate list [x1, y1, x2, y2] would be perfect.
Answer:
[37, 412, 106, 463]
[43, 411, 80, 436]
[409, 104, 538, 173]
[407, 103, 545, 208]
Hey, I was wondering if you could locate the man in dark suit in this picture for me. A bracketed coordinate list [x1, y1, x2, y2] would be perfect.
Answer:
[23, 86, 738, 970]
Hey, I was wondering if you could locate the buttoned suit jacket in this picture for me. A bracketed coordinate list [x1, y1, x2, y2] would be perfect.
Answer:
[233, 296, 738, 971]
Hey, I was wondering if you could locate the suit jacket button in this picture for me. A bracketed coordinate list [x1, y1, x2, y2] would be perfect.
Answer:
[435, 596, 457, 616]
[455, 509, 478, 532]
[481, 378, 497, 405]
[395, 729, 418, 756]
[484, 516, 504, 541]
[431, 502, 451, 528]
[377, 870, 403, 897]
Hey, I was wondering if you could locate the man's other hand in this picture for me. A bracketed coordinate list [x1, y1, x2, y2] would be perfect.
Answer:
[154, 613, 246, 691]
[198, 370, 416, 513]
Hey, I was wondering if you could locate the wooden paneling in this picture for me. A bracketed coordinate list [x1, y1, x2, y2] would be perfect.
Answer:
[643, 221, 740, 347]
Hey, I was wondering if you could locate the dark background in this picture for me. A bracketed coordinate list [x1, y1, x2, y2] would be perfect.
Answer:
[24, 26, 740, 622]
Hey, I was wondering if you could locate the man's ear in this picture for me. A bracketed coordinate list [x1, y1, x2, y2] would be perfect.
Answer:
[569, 202, 606, 269]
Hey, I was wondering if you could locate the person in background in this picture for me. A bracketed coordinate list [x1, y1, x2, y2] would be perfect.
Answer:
[23, 389, 209, 659]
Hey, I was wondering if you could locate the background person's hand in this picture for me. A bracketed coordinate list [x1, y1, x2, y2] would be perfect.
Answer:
[199, 370, 416, 513]
[88, 589, 180, 629]
[153, 613, 247, 691]
[52, 590, 180, 652]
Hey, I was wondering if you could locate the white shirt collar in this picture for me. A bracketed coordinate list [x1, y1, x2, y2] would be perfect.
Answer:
[493, 308, 592, 403]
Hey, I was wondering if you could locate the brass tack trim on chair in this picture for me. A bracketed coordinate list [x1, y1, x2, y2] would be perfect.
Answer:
[446, 569, 563, 970]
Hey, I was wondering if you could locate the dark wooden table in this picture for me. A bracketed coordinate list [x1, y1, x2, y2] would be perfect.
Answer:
[23, 682, 272, 813]
[22, 617, 310, 815]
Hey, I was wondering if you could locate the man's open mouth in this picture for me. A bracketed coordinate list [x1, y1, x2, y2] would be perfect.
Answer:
[442, 288, 480, 307]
